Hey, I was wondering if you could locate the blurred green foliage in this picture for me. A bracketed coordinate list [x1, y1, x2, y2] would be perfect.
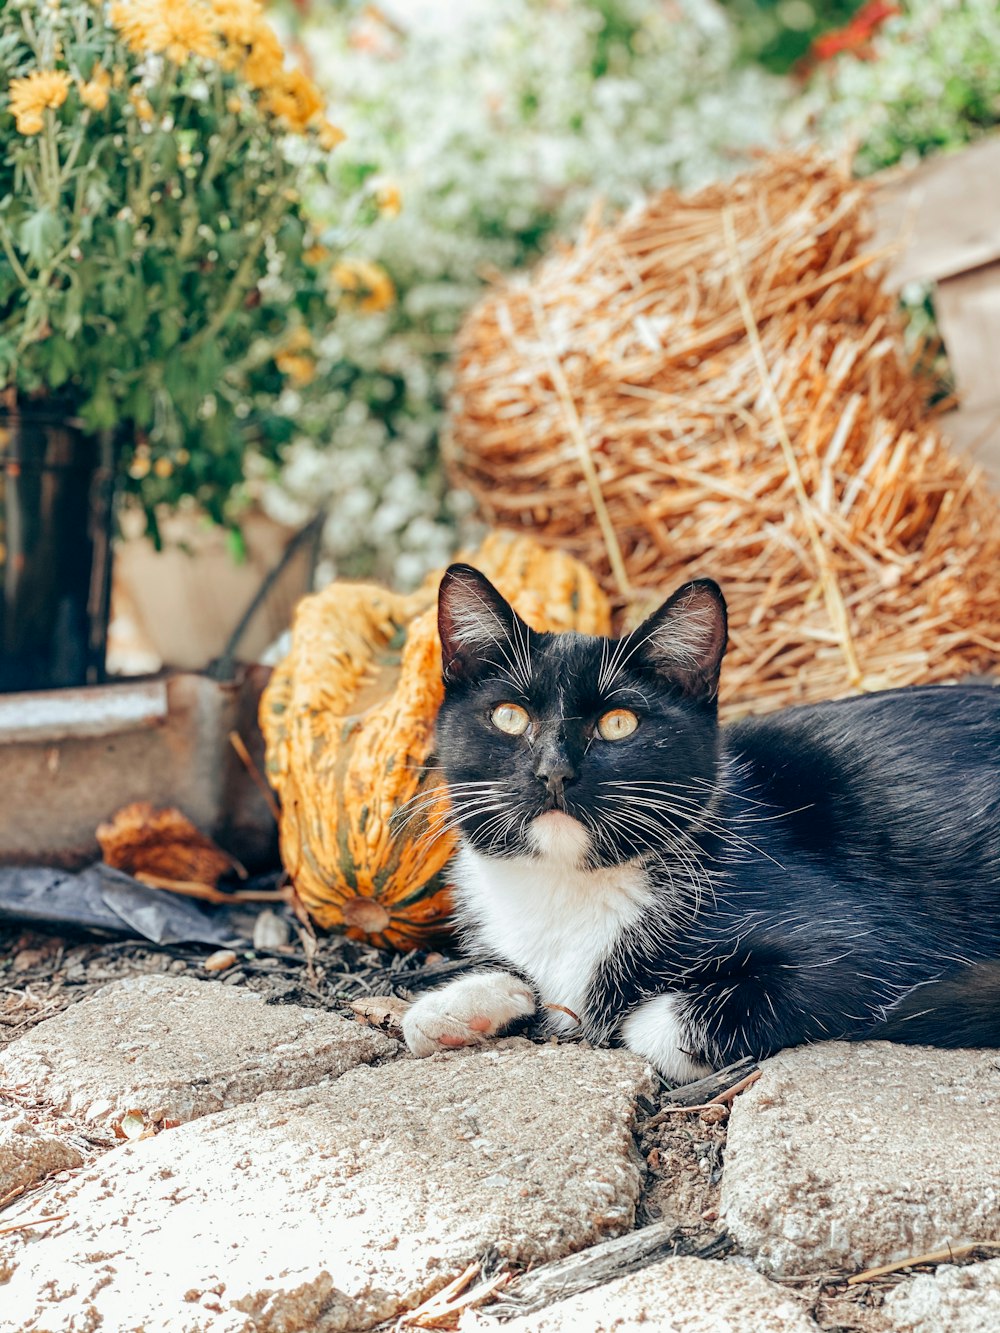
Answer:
[719, 0, 863, 71]
[807, 0, 1000, 174]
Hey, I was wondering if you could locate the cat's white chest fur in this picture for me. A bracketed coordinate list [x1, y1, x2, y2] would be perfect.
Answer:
[451, 813, 652, 1031]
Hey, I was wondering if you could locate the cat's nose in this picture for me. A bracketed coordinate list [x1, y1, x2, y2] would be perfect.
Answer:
[535, 756, 576, 795]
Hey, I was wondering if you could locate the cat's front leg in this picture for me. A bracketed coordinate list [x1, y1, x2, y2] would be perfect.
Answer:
[403, 969, 536, 1057]
[620, 993, 714, 1085]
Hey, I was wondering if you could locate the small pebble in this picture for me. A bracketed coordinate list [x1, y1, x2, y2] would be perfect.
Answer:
[222, 971, 246, 986]
[12, 949, 46, 972]
[253, 910, 291, 951]
[168, 959, 187, 974]
[203, 949, 238, 973]
[699, 1104, 728, 1125]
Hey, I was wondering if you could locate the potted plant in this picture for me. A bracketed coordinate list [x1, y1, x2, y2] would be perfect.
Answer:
[0, 0, 359, 689]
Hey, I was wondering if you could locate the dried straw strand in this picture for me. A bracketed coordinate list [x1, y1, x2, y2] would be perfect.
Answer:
[722, 205, 862, 688]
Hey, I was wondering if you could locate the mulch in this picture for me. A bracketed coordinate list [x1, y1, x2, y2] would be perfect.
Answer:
[0, 918, 466, 1053]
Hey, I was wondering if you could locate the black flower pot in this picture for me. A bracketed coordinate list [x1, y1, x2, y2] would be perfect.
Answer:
[0, 404, 115, 693]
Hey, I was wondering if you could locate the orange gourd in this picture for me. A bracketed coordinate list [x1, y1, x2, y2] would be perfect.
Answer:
[260, 533, 610, 948]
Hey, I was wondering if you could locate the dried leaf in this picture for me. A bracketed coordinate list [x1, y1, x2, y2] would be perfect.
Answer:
[97, 802, 241, 887]
[348, 996, 410, 1039]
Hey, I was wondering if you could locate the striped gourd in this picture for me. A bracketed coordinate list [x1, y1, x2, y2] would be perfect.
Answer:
[260, 533, 610, 949]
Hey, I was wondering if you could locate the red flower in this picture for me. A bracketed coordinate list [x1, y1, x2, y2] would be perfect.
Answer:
[808, 2, 900, 66]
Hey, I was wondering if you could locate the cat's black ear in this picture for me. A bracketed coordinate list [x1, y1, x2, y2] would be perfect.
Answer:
[633, 579, 727, 702]
[438, 564, 529, 686]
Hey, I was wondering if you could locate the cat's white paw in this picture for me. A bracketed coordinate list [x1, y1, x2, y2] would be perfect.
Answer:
[403, 970, 536, 1057]
[620, 992, 713, 1084]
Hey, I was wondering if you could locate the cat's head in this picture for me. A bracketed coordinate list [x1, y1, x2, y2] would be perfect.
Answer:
[433, 563, 727, 868]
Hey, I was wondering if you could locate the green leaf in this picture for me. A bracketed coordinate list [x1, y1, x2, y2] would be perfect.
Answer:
[126, 381, 153, 427]
[81, 381, 117, 432]
[45, 335, 77, 388]
[62, 274, 84, 339]
[123, 280, 146, 338]
[226, 526, 247, 563]
[18, 208, 64, 269]
[154, 132, 177, 177]
[114, 217, 134, 261]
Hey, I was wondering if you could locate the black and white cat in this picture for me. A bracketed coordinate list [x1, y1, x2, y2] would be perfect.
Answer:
[401, 563, 1000, 1082]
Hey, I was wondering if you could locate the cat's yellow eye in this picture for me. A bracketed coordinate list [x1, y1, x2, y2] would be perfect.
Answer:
[597, 708, 638, 741]
[491, 702, 530, 736]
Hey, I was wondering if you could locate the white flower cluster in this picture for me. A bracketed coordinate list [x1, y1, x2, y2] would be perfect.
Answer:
[800, 0, 1000, 176]
[264, 0, 786, 587]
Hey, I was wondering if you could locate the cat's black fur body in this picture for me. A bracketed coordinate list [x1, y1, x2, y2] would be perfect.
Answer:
[424, 563, 1000, 1074]
[585, 684, 1000, 1063]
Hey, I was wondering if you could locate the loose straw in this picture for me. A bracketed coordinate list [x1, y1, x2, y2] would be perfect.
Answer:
[528, 291, 633, 601]
[722, 205, 863, 688]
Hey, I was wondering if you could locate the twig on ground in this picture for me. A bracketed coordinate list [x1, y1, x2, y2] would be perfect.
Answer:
[644, 1059, 761, 1128]
[0, 1183, 26, 1211]
[134, 872, 289, 905]
[0, 1213, 69, 1236]
[847, 1241, 1000, 1286]
[477, 1221, 731, 1321]
[396, 1260, 511, 1329]
[228, 730, 282, 824]
[648, 1069, 762, 1121]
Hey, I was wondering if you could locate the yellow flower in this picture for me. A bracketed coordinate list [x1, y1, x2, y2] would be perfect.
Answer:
[317, 119, 346, 151]
[242, 25, 284, 90]
[108, 1, 157, 51]
[130, 90, 155, 122]
[375, 182, 402, 217]
[226, 93, 242, 114]
[331, 259, 396, 314]
[263, 68, 325, 133]
[8, 70, 71, 136]
[161, 3, 220, 63]
[13, 109, 44, 135]
[304, 244, 329, 266]
[79, 66, 112, 113]
[210, 0, 266, 49]
[275, 352, 316, 388]
[276, 329, 316, 386]
[110, 0, 219, 64]
[153, 457, 174, 479]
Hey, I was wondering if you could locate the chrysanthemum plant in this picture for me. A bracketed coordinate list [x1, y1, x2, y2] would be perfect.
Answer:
[0, 0, 358, 535]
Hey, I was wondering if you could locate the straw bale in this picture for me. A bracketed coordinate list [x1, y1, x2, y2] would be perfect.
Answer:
[445, 150, 1000, 717]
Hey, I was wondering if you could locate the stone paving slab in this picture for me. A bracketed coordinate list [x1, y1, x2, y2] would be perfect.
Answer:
[881, 1258, 1000, 1333]
[463, 1255, 821, 1332]
[0, 974, 397, 1125]
[721, 1042, 1000, 1276]
[0, 1102, 82, 1199]
[0, 1040, 654, 1332]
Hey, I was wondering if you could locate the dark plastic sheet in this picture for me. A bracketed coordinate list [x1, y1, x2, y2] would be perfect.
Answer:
[0, 864, 246, 946]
